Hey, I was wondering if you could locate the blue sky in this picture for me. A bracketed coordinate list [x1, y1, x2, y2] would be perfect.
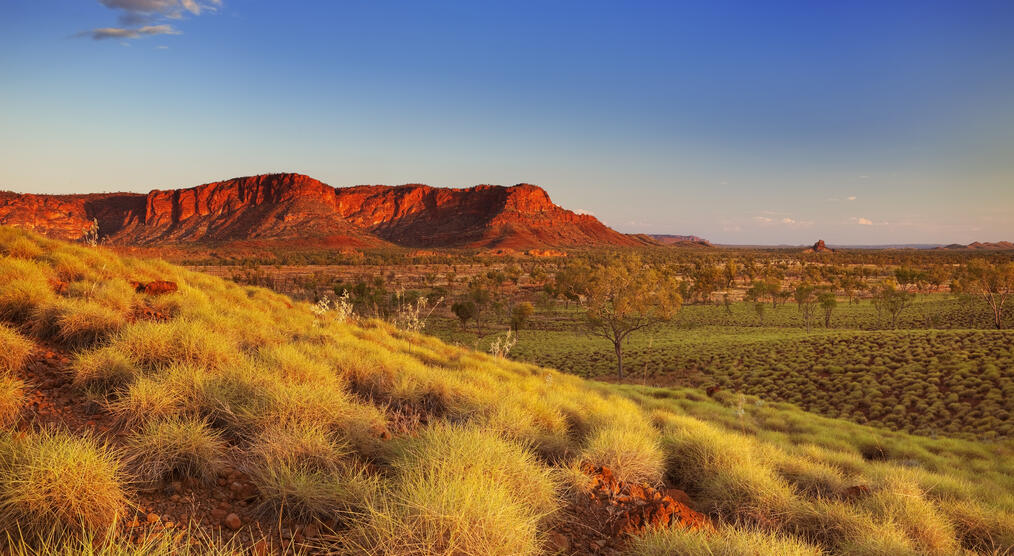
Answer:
[1, 0, 1012, 244]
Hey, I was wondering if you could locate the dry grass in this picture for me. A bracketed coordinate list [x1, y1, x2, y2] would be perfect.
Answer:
[241, 420, 375, 521]
[0, 324, 34, 374]
[70, 347, 138, 393]
[628, 525, 824, 556]
[125, 417, 227, 485]
[0, 430, 127, 539]
[0, 375, 25, 426]
[342, 425, 559, 556]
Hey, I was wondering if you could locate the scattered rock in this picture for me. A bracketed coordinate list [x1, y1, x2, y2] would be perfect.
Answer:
[844, 484, 872, 499]
[224, 513, 242, 530]
[548, 531, 570, 552]
[133, 280, 178, 295]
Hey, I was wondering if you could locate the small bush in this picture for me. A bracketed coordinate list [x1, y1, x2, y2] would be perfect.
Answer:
[111, 319, 236, 372]
[0, 430, 127, 538]
[48, 298, 127, 348]
[0, 279, 54, 324]
[580, 425, 665, 485]
[0, 324, 34, 374]
[126, 417, 227, 484]
[107, 375, 185, 426]
[344, 425, 558, 556]
[71, 347, 139, 393]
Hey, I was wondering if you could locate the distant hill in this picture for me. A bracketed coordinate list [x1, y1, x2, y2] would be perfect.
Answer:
[934, 241, 1014, 251]
[0, 173, 654, 249]
[647, 234, 712, 247]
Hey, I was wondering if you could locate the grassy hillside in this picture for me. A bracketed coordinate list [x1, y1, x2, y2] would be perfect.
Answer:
[0, 226, 1011, 555]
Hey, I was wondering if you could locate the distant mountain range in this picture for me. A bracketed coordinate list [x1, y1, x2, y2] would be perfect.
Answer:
[0, 173, 658, 250]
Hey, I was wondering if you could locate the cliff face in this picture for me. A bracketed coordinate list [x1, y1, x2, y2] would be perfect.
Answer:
[334, 183, 644, 248]
[0, 173, 647, 249]
[0, 191, 146, 241]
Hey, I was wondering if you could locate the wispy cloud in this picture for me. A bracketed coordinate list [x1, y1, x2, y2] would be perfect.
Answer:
[847, 196, 857, 201]
[753, 215, 813, 227]
[852, 216, 888, 226]
[83, 24, 181, 40]
[80, 0, 221, 41]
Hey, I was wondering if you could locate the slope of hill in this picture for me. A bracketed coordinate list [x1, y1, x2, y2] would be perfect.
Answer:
[647, 234, 712, 247]
[0, 226, 1011, 554]
[0, 174, 649, 249]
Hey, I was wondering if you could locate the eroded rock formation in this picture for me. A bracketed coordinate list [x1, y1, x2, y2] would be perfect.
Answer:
[0, 173, 651, 249]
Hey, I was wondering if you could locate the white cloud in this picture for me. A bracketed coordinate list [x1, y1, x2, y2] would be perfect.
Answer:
[573, 208, 595, 216]
[753, 216, 774, 224]
[83, 0, 220, 40]
[852, 216, 889, 226]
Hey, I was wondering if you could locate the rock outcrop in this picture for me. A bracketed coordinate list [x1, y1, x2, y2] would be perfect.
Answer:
[0, 173, 651, 249]
[804, 239, 834, 253]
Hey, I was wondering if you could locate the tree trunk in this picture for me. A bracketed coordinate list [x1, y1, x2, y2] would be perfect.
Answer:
[614, 340, 624, 379]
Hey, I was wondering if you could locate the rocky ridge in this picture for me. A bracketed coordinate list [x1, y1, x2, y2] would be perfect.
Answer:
[0, 174, 650, 249]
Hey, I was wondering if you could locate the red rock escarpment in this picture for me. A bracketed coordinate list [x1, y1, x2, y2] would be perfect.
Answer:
[0, 173, 649, 249]
[334, 182, 646, 248]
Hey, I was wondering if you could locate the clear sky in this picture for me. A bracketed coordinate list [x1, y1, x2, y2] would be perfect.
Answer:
[2, 1, 1012, 245]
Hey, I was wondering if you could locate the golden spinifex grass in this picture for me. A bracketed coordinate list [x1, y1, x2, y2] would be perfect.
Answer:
[0, 226, 1010, 555]
[126, 417, 228, 485]
[0, 324, 34, 374]
[0, 430, 127, 539]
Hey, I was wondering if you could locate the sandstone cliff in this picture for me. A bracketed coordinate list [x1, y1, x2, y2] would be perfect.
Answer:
[0, 173, 648, 249]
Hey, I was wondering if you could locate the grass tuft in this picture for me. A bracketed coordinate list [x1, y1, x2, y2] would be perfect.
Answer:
[0, 430, 127, 539]
[0, 324, 34, 374]
[125, 417, 227, 485]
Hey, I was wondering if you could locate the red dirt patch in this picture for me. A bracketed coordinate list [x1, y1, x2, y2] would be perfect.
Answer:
[548, 464, 711, 554]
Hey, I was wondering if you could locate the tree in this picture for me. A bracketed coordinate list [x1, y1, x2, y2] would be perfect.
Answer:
[818, 292, 837, 328]
[754, 302, 766, 325]
[954, 259, 1014, 329]
[583, 256, 682, 378]
[872, 280, 914, 329]
[766, 279, 783, 308]
[794, 283, 818, 332]
[894, 267, 927, 293]
[451, 301, 477, 331]
[511, 301, 535, 334]
[467, 283, 492, 335]
[690, 263, 720, 304]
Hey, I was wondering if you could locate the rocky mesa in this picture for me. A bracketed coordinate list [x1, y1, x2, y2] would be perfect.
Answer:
[0, 173, 649, 249]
